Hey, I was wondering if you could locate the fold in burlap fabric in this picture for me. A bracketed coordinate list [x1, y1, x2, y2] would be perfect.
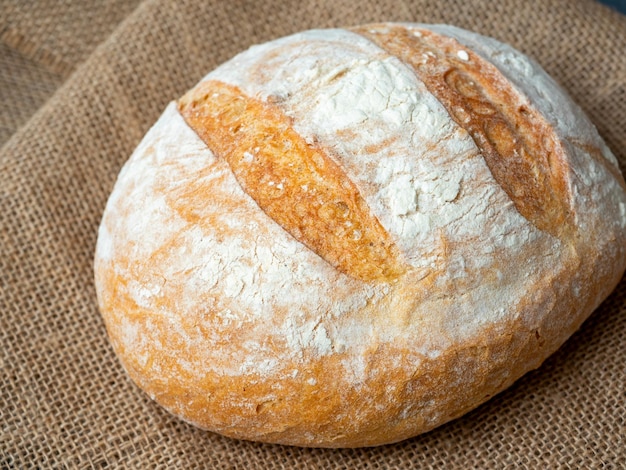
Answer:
[0, 0, 143, 146]
[1, 0, 625, 467]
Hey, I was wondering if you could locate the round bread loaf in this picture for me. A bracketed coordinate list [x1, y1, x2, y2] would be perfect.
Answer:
[94, 23, 626, 447]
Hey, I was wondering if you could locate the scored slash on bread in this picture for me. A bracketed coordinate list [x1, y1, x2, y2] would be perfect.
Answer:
[177, 24, 575, 284]
[356, 24, 573, 238]
[178, 80, 406, 282]
[180, 23, 577, 271]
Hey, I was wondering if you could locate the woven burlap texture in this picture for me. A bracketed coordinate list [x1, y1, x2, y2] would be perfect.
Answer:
[0, 0, 143, 147]
[1, 0, 625, 468]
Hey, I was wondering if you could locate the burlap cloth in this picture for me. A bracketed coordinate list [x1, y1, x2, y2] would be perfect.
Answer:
[1, 0, 625, 467]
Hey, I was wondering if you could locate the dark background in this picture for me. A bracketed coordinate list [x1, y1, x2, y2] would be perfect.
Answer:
[600, 0, 626, 13]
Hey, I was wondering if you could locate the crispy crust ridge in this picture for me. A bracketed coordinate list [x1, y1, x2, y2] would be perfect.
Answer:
[354, 24, 573, 237]
[178, 80, 406, 282]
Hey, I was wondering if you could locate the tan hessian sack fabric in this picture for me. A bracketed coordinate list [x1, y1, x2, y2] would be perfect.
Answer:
[1, 0, 625, 467]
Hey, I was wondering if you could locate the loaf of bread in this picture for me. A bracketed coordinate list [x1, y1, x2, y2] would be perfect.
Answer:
[94, 23, 626, 447]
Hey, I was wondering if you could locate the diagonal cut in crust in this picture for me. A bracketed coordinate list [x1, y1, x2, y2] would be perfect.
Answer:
[355, 24, 573, 238]
[178, 80, 407, 282]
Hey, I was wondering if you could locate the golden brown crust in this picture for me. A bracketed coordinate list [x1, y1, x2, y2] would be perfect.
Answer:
[94, 23, 626, 448]
[100, 246, 614, 448]
[178, 80, 405, 282]
[355, 24, 573, 237]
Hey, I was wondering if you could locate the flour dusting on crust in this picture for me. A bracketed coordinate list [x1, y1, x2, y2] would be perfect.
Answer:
[94, 23, 626, 447]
